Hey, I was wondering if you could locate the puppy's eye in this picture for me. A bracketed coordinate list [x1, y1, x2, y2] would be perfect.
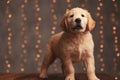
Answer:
[70, 14, 74, 17]
[81, 14, 85, 17]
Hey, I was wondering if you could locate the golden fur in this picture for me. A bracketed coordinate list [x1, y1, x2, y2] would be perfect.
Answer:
[40, 7, 100, 80]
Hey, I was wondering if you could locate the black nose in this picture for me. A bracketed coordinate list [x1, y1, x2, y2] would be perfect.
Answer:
[75, 18, 81, 23]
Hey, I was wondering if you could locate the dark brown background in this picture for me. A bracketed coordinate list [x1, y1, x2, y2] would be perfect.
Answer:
[0, 0, 120, 79]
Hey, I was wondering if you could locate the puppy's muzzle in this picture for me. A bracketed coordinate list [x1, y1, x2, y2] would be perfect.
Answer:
[72, 18, 83, 30]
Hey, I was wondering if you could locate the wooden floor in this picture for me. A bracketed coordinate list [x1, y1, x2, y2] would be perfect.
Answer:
[0, 73, 114, 80]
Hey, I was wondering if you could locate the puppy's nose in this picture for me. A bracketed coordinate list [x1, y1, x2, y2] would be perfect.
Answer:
[75, 18, 81, 23]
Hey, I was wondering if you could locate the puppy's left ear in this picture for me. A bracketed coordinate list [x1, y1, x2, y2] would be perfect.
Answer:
[87, 12, 96, 31]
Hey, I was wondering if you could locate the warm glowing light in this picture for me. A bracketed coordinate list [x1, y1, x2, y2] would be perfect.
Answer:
[53, 14, 57, 20]
[111, 18, 115, 22]
[53, 21, 57, 25]
[67, 4, 71, 8]
[113, 31, 116, 34]
[24, 0, 28, 3]
[23, 49, 27, 54]
[21, 44, 25, 48]
[81, 4, 85, 8]
[35, 25, 39, 30]
[52, 0, 56, 3]
[112, 0, 116, 2]
[114, 39, 118, 43]
[5, 60, 9, 64]
[100, 68, 104, 72]
[52, 26, 56, 30]
[7, 0, 11, 4]
[8, 28, 11, 32]
[38, 49, 42, 53]
[115, 48, 118, 52]
[24, 40, 28, 44]
[99, 30, 103, 34]
[100, 44, 104, 48]
[114, 77, 118, 80]
[38, 17, 42, 21]
[101, 63, 105, 67]
[51, 9, 55, 13]
[36, 8, 40, 12]
[7, 64, 11, 68]
[6, 69, 10, 73]
[8, 37, 11, 41]
[8, 46, 12, 50]
[111, 13, 115, 17]
[23, 59, 27, 63]
[51, 31, 55, 34]
[35, 4, 39, 8]
[21, 68, 25, 72]
[99, 2, 103, 7]
[100, 16, 103, 20]
[35, 45, 39, 48]
[116, 53, 120, 57]
[8, 14, 12, 18]
[97, 7, 101, 11]
[8, 33, 12, 37]
[23, 17, 27, 21]
[100, 58, 104, 62]
[66, 0, 71, 3]
[37, 40, 41, 43]
[96, 12, 100, 17]
[21, 4, 25, 8]
[37, 54, 40, 58]
[113, 26, 117, 30]
[115, 36, 118, 40]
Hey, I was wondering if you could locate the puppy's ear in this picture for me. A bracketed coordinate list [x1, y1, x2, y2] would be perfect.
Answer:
[87, 12, 96, 31]
[60, 13, 69, 32]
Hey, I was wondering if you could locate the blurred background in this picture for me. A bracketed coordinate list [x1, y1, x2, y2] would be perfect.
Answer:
[0, 0, 120, 79]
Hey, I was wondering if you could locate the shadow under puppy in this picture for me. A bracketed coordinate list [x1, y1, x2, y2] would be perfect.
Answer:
[40, 7, 100, 80]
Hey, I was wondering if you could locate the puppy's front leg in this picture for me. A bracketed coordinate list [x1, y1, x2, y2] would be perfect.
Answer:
[40, 48, 55, 79]
[83, 54, 100, 80]
[63, 59, 75, 80]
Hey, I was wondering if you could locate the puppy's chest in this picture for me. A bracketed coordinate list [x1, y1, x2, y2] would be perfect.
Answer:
[65, 39, 87, 61]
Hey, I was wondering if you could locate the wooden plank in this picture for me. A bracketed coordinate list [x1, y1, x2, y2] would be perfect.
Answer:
[0, 73, 114, 80]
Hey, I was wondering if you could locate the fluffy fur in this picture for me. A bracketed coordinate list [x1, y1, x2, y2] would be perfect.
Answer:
[40, 7, 100, 80]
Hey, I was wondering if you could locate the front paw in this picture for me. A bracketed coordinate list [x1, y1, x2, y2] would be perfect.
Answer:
[39, 72, 48, 79]
[39, 77, 48, 80]
[65, 76, 75, 80]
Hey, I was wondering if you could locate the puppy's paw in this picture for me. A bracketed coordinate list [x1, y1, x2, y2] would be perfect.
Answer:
[39, 77, 48, 80]
[65, 76, 75, 80]
[89, 77, 100, 80]
[39, 73, 48, 79]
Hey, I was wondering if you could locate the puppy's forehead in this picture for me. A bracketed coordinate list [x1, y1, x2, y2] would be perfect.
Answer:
[67, 8, 87, 15]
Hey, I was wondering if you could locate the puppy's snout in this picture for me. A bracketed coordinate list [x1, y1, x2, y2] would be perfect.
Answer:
[75, 18, 81, 23]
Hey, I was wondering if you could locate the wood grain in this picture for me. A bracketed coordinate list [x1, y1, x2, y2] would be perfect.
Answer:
[0, 73, 114, 80]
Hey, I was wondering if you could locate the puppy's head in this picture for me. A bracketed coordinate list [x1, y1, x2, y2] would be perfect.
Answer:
[60, 7, 95, 33]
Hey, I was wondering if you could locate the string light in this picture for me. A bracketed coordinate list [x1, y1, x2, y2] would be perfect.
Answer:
[111, 0, 120, 79]
[50, 0, 59, 72]
[19, 0, 29, 72]
[34, 0, 42, 72]
[4, 0, 13, 73]
[96, 0, 105, 72]
[79, 0, 88, 9]
[66, 0, 72, 9]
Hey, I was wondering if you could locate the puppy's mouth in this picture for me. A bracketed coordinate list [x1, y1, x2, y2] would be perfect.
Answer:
[72, 25, 83, 31]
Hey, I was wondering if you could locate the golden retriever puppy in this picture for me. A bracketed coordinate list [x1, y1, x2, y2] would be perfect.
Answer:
[40, 7, 100, 80]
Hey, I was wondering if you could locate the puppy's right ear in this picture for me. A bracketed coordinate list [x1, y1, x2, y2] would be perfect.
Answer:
[60, 10, 69, 32]
[60, 16, 68, 32]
